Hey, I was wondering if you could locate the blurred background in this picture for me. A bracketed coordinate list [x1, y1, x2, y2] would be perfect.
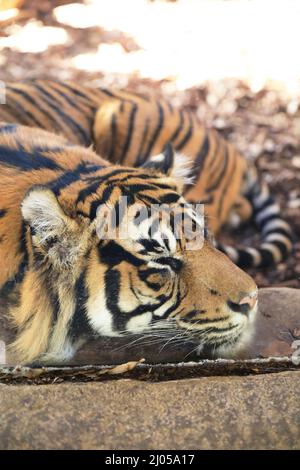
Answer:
[0, 0, 300, 288]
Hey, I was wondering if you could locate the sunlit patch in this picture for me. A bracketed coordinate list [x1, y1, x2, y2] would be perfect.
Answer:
[0, 20, 69, 53]
[50, 0, 300, 95]
[0, 8, 19, 21]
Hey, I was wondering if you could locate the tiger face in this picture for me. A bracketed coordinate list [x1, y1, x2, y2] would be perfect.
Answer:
[0, 125, 257, 363]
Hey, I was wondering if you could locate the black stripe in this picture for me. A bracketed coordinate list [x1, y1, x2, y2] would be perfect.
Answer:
[119, 103, 138, 163]
[48, 163, 104, 195]
[136, 118, 150, 166]
[8, 86, 60, 130]
[180, 316, 229, 325]
[5, 92, 44, 127]
[47, 82, 96, 114]
[76, 168, 138, 204]
[181, 309, 207, 320]
[108, 113, 117, 161]
[271, 240, 290, 259]
[263, 227, 292, 238]
[206, 145, 229, 192]
[169, 110, 184, 143]
[192, 135, 210, 177]
[99, 88, 118, 99]
[156, 278, 185, 319]
[0, 144, 62, 171]
[256, 213, 281, 230]
[104, 269, 126, 331]
[252, 195, 274, 211]
[0, 222, 28, 297]
[175, 112, 193, 151]
[76, 180, 103, 204]
[217, 243, 242, 263]
[139, 237, 162, 252]
[70, 270, 94, 340]
[124, 183, 163, 193]
[34, 84, 90, 145]
[154, 257, 183, 274]
[55, 82, 98, 109]
[99, 241, 144, 267]
[137, 194, 168, 205]
[201, 324, 239, 334]
[158, 193, 180, 204]
[0, 209, 6, 217]
[47, 82, 97, 139]
[89, 186, 115, 220]
[258, 249, 276, 268]
[142, 102, 164, 160]
[217, 151, 237, 217]
[205, 139, 225, 190]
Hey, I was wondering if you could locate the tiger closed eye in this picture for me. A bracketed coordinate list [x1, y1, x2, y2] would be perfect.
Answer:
[157, 257, 184, 274]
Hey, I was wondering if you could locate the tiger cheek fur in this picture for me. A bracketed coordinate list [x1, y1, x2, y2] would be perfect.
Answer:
[176, 243, 258, 355]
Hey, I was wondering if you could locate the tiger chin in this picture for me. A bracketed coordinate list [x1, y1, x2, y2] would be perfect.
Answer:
[0, 123, 258, 365]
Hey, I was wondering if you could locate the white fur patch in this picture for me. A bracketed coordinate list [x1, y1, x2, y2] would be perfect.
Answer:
[126, 312, 152, 333]
[87, 290, 119, 337]
[21, 188, 66, 243]
[172, 153, 195, 186]
[222, 245, 239, 263]
[151, 151, 195, 186]
[228, 211, 242, 228]
[262, 219, 291, 235]
[252, 184, 270, 208]
[255, 204, 280, 224]
[265, 233, 293, 250]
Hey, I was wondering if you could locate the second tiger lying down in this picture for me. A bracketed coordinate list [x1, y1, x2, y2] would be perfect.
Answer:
[0, 123, 257, 364]
[1, 80, 293, 268]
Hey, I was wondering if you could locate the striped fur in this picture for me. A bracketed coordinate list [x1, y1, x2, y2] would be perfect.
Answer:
[0, 80, 293, 268]
[0, 123, 257, 364]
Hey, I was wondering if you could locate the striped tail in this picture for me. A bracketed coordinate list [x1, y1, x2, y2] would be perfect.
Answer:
[216, 176, 293, 269]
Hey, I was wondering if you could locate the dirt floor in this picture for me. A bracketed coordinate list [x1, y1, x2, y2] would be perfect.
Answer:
[0, 0, 300, 289]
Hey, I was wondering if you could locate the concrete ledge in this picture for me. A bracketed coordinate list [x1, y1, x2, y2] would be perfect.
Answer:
[1, 371, 299, 450]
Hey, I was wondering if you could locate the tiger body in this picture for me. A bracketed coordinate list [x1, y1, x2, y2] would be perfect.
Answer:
[1, 80, 247, 233]
[0, 80, 292, 268]
[0, 123, 258, 364]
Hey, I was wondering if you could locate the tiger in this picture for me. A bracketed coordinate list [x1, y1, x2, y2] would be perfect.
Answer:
[0, 79, 293, 269]
[0, 122, 258, 364]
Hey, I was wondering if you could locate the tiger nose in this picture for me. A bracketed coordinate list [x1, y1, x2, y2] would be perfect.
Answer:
[227, 290, 258, 315]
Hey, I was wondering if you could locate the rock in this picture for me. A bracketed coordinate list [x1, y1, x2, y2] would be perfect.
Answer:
[240, 287, 300, 359]
[0, 372, 299, 449]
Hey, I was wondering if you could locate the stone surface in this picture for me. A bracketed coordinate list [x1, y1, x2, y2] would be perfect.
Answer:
[1, 288, 300, 365]
[0, 371, 300, 450]
[239, 287, 300, 358]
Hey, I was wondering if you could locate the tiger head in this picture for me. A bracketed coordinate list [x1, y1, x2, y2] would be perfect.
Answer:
[15, 146, 257, 363]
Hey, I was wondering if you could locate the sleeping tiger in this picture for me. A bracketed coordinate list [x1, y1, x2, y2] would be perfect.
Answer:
[0, 80, 293, 268]
[0, 122, 258, 364]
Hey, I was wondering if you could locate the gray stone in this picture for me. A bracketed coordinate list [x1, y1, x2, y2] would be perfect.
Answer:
[0, 371, 299, 449]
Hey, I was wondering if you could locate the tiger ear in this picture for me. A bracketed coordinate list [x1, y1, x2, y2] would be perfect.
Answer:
[142, 144, 194, 190]
[142, 143, 175, 174]
[21, 186, 82, 268]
